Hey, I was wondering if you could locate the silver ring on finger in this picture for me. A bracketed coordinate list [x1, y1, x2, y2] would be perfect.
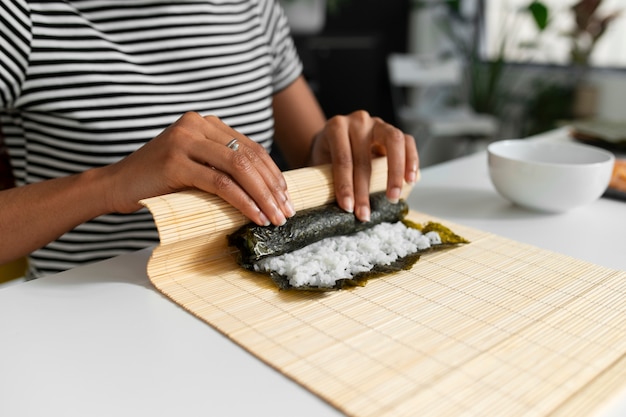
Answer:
[226, 138, 240, 151]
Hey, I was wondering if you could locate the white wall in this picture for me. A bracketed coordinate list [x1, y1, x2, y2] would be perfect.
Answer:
[592, 71, 626, 121]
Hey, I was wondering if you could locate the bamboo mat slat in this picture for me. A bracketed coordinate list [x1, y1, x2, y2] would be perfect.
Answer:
[141, 158, 626, 417]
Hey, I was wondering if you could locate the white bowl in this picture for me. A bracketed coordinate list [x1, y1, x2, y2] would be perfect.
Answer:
[487, 139, 615, 213]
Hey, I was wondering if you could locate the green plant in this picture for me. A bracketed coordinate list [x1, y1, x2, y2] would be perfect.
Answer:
[436, 1, 546, 116]
[522, 0, 621, 135]
[326, 0, 351, 14]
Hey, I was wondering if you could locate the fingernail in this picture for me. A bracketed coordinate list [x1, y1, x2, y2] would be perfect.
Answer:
[357, 205, 370, 222]
[285, 199, 296, 218]
[259, 212, 271, 226]
[273, 204, 287, 226]
[388, 187, 401, 204]
[342, 197, 354, 213]
[407, 166, 418, 184]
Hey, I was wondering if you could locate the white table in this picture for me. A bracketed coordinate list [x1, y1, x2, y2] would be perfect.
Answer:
[410, 130, 626, 272]
[1, 130, 624, 417]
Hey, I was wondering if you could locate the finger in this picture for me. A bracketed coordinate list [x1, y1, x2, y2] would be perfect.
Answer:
[372, 120, 407, 204]
[200, 140, 290, 226]
[326, 117, 357, 215]
[204, 115, 287, 190]
[199, 116, 295, 225]
[240, 141, 296, 218]
[202, 117, 295, 218]
[348, 113, 375, 222]
[188, 161, 272, 226]
[404, 133, 419, 185]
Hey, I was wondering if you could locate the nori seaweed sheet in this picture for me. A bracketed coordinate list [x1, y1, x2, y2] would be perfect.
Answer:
[227, 192, 408, 269]
[264, 221, 468, 291]
[227, 192, 469, 291]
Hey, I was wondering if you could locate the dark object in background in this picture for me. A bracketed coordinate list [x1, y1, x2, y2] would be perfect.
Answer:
[293, 0, 409, 125]
[272, 1, 409, 170]
[0, 130, 16, 190]
[523, 83, 576, 137]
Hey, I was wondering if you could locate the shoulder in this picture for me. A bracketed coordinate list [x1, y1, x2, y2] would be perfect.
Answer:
[0, 0, 32, 51]
[0, 0, 32, 107]
[253, 0, 286, 23]
[1, 0, 31, 28]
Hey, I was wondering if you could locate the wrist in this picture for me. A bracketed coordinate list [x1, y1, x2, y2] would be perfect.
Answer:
[307, 131, 322, 166]
[78, 165, 123, 216]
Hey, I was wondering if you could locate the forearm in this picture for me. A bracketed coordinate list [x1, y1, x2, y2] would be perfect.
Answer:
[272, 76, 326, 169]
[0, 167, 112, 264]
[1, 111, 301, 265]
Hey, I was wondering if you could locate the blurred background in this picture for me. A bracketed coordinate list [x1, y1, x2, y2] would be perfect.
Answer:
[279, 0, 626, 166]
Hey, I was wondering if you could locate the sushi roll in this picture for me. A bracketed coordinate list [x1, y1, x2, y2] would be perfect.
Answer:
[228, 192, 468, 291]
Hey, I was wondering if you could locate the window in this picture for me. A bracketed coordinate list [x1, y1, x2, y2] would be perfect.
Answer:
[484, 0, 626, 68]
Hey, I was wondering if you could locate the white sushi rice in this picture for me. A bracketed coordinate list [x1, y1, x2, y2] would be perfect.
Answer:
[254, 222, 441, 288]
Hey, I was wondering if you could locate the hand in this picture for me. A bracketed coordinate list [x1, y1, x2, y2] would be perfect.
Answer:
[308, 110, 419, 222]
[103, 112, 295, 226]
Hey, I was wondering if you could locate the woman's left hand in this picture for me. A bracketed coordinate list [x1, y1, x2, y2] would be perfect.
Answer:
[272, 77, 419, 222]
[308, 110, 419, 222]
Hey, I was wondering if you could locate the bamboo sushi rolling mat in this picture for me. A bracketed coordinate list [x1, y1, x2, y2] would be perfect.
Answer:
[141, 158, 626, 417]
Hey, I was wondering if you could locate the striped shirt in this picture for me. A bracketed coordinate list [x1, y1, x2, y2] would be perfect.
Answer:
[0, 0, 302, 277]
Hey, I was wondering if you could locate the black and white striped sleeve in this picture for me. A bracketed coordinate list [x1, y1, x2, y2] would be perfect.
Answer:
[259, 0, 302, 93]
[0, 0, 31, 108]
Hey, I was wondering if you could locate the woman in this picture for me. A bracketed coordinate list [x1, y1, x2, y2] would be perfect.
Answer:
[0, 0, 418, 277]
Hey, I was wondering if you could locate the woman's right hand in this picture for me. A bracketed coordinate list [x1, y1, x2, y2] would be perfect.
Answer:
[102, 112, 295, 226]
